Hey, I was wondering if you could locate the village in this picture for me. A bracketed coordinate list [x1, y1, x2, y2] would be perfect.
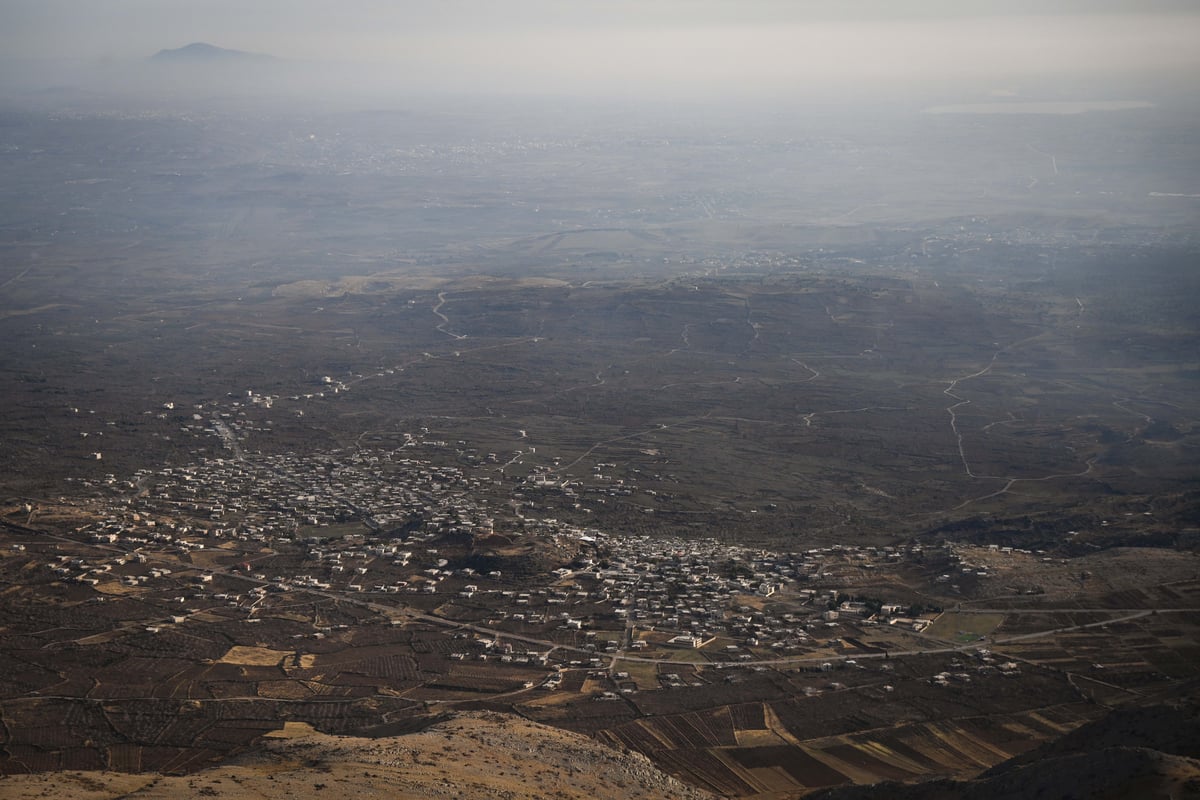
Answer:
[5, 371, 1193, 791]
[27, 419, 969, 682]
[13, 426, 1163, 791]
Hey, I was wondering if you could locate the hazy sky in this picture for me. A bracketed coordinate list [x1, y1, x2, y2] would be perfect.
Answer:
[3, 0, 1198, 98]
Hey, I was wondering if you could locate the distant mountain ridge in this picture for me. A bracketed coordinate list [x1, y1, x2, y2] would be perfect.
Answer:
[150, 43, 276, 64]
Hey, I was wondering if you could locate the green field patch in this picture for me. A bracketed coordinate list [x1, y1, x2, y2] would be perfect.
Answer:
[925, 612, 1006, 643]
[612, 659, 662, 690]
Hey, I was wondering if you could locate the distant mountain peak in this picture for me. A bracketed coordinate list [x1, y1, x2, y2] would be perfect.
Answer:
[150, 42, 275, 63]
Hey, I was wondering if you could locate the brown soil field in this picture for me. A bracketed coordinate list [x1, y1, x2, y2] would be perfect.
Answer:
[218, 646, 294, 667]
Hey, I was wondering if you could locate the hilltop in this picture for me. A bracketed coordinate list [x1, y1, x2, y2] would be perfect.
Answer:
[150, 42, 275, 64]
[0, 711, 715, 800]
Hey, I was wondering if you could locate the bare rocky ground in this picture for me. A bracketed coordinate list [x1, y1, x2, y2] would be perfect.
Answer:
[0, 711, 716, 800]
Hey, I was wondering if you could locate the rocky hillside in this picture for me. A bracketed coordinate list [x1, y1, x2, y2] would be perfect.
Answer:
[0, 711, 715, 800]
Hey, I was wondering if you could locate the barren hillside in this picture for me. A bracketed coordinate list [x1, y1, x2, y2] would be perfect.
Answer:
[0, 711, 716, 800]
